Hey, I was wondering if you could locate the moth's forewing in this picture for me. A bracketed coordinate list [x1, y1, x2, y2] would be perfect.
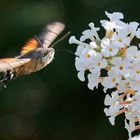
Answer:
[20, 22, 65, 55]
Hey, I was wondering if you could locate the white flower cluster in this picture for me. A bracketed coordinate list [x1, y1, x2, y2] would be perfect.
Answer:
[69, 11, 140, 138]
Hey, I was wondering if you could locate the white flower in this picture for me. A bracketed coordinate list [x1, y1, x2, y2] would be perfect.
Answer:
[111, 57, 131, 76]
[125, 119, 134, 139]
[126, 46, 140, 62]
[100, 11, 127, 31]
[128, 22, 139, 36]
[80, 23, 100, 41]
[129, 79, 140, 91]
[125, 107, 140, 139]
[117, 79, 131, 93]
[87, 71, 100, 90]
[102, 69, 121, 89]
[75, 46, 97, 81]
[100, 20, 116, 31]
[130, 62, 140, 81]
[105, 11, 124, 21]
[101, 38, 119, 57]
[127, 21, 140, 39]
[101, 20, 127, 31]
[69, 36, 88, 46]
[104, 91, 121, 125]
[131, 93, 140, 113]
[75, 45, 85, 56]
[92, 52, 107, 72]
[104, 108, 116, 125]
[104, 91, 119, 106]
[111, 30, 130, 48]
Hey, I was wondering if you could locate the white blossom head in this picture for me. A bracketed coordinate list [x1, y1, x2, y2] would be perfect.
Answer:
[69, 11, 140, 139]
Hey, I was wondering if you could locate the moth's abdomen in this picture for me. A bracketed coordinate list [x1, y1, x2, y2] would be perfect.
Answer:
[13, 59, 45, 76]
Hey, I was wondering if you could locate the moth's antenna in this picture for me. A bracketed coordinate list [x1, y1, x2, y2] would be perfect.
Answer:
[50, 32, 71, 48]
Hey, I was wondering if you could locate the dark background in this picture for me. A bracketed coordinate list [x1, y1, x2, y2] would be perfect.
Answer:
[0, 0, 139, 140]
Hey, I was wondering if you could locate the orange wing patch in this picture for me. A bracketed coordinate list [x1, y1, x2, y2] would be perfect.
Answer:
[21, 38, 38, 55]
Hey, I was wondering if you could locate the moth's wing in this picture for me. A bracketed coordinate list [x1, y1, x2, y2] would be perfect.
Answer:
[20, 38, 39, 55]
[20, 22, 65, 55]
[37, 21, 65, 48]
[0, 58, 31, 72]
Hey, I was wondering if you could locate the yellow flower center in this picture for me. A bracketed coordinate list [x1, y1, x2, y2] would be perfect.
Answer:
[112, 78, 116, 82]
[119, 65, 123, 70]
[134, 55, 138, 58]
[118, 38, 123, 42]
[97, 62, 101, 66]
[109, 48, 113, 52]
[86, 53, 91, 58]
[136, 70, 140, 74]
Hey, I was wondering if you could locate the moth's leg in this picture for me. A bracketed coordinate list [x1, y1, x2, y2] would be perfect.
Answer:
[0, 71, 16, 88]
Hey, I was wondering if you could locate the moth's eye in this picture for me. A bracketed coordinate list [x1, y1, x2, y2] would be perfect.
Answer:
[43, 51, 49, 57]
[43, 53, 46, 57]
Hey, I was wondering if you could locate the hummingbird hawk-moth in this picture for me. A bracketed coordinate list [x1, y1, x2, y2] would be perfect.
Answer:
[0, 22, 65, 87]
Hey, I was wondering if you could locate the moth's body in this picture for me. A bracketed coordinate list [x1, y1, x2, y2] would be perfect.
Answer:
[0, 22, 65, 86]
[14, 47, 55, 76]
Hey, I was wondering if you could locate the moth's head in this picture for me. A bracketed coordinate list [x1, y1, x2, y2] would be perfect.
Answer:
[42, 47, 55, 65]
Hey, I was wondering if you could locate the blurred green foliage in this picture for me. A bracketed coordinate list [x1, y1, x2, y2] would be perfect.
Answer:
[0, 0, 140, 139]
